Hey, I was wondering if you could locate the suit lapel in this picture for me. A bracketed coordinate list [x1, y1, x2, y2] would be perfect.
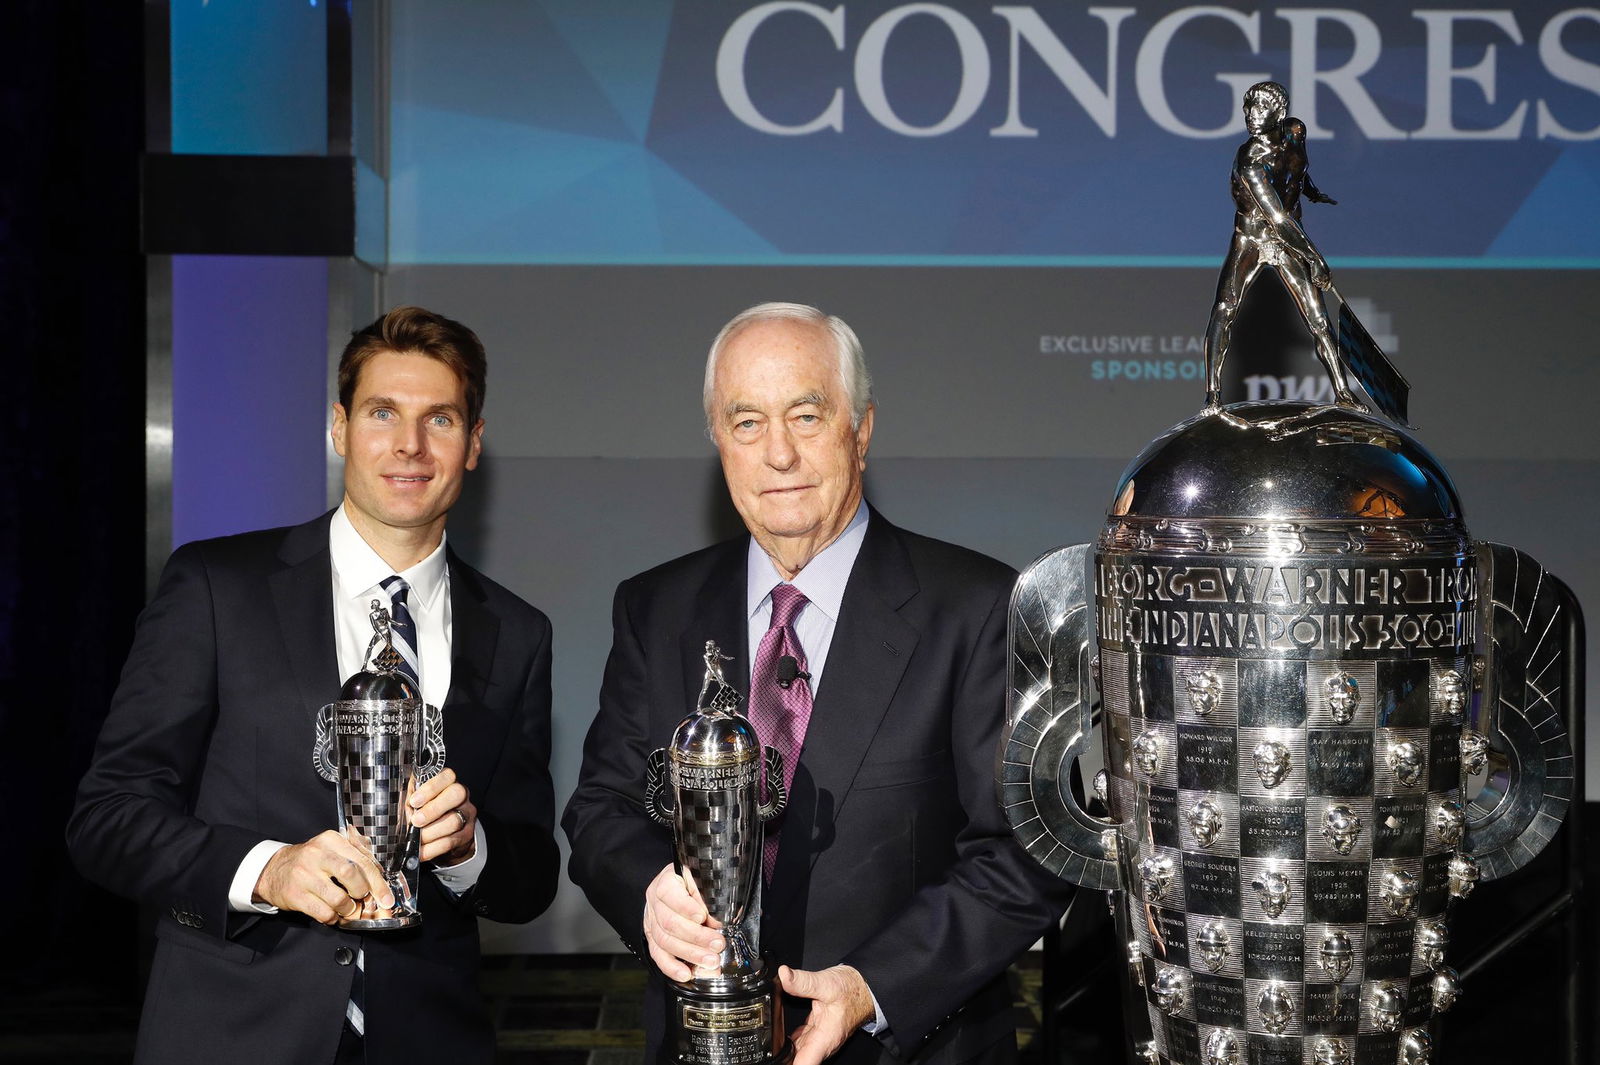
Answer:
[767, 514, 920, 911]
[444, 553, 501, 719]
[679, 540, 750, 719]
[268, 514, 340, 726]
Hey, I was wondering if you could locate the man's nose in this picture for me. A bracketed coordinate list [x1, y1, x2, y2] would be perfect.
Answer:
[395, 418, 428, 457]
[764, 424, 798, 469]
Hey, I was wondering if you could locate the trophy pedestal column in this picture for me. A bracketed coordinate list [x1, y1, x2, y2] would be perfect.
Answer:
[663, 958, 794, 1065]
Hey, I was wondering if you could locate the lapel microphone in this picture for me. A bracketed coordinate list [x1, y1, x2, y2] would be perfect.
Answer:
[775, 655, 811, 690]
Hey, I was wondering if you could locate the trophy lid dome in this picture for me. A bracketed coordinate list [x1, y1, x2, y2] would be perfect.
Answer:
[1107, 403, 1463, 525]
[339, 668, 420, 702]
[673, 711, 761, 766]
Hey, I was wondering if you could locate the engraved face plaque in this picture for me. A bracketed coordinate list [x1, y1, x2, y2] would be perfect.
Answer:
[1324, 672, 1359, 724]
[1388, 741, 1424, 788]
[1252, 740, 1291, 789]
[1380, 869, 1420, 918]
[1322, 804, 1363, 855]
[1153, 966, 1188, 1014]
[1188, 798, 1224, 848]
[1196, 922, 1232, 973]
[1257, 983, 1293, 1035]
[1447, 854, 1480, 899]
[1460, 730, 1489, 776]
[1251, 870, 1292, 919]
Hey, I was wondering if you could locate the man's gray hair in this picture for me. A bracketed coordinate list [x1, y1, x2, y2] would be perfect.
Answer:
[703, 302, 874, 434]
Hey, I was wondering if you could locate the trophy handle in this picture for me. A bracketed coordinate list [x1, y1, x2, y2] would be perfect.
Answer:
[998, 543, 1118, 890]
[757, 746, 788, 822]
[644, 747, 674, 826]
[312, 703, 338, 783]
[1463, 542, 1576, 880]
[414, 702, 448, 785]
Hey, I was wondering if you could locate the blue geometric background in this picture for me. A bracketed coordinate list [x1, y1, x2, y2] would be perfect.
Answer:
[388, 0, 1600, 265]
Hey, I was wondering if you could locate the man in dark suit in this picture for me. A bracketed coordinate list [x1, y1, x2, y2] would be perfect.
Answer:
[69, 306, 559, 1064]
[563, 303, 1069, 1064]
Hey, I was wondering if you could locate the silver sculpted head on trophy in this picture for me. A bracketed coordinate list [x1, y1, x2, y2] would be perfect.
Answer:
[1388, 740, 1424, 788]
[1434, 800, 1466, 846]
[1319, 930, 1354, 984]
[1196, 922, 1232, 973]
[1324, 671, 1360, 724]
[1153, 966, 1188, 1015]
[1370, 982, 1405, 1033]
[1257, 983, 1293, 1035]
[1187, 798, 1224, 848]
[1252, 740, 1291, 789]
[1322, 803, 1363, 855]
[1417, 918, 1449, 969]
[1185, 669, 1223, 716]
[1313, 1037, 1351, 1065]
[1431, 966, 1461, 1012]
[1439, 669, 1468, 723]
[1448, 853, 1481, 899]
[1251, 869, 1292, 919]
[1380, 869, 1420, 918]
[1203, 1029, 1239, 1065]
[1460, 730, 1490, 776]
[1132, 730, 1162, 776]
[1139, 854, 1175, 900]
[1400, 1029, 1434, 1065]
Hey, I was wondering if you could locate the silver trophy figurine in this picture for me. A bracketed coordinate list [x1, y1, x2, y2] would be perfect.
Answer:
[999, 83, 1577, 1065]
[312, 600, 446, 929]
[646, 641, 792, 1065]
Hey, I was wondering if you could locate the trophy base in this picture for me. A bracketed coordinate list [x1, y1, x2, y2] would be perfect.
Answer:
[663, 959, 793, 1065]
[339, 912, 420, 931]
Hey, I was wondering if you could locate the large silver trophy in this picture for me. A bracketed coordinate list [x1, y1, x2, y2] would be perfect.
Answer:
[645, 642, 793, 1065]
[312, 600, 447, 929]
[1000, 83, 1576, 1065]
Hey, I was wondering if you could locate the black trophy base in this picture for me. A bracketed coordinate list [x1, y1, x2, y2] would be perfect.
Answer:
[662, 959, 793, 1065]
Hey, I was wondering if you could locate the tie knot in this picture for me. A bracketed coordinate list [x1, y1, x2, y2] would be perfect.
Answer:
[381, 575, 411, 605]
[767, 583, 808, 629]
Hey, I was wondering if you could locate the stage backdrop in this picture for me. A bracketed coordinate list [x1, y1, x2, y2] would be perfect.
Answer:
[355, 1, 1600, 951]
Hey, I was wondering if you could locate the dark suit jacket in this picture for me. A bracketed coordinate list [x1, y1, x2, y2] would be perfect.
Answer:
[563, 510, 1070, 1064]
[68, 512, 559, 1065]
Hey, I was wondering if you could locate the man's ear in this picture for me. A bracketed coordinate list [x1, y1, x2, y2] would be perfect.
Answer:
[854, 404, 876, 468]
[466, 418, 484, 470]
[331, 404, 349, 458]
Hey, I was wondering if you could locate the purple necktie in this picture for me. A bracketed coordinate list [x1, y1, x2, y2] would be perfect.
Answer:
[748, 583, 812, 881]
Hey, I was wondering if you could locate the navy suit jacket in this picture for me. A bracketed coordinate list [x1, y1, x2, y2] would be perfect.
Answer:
[69, 512, 559, 1064]
[563, 510, 1069, 1064]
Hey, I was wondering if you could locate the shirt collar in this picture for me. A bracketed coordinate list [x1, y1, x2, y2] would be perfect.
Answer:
[330, 504, 449, 611]
[746, 500, 869, 624]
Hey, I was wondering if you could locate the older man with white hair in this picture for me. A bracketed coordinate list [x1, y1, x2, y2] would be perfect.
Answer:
[564, 302, 1069, 1065]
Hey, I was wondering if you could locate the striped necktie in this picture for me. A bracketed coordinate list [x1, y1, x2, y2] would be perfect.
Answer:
[379, 575, 421, 690]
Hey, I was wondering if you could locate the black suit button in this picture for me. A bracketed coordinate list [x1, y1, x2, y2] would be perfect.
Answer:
[335, 947, 355, 966]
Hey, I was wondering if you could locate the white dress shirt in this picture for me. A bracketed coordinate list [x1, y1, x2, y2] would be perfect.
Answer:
[226, 504, 485, 912]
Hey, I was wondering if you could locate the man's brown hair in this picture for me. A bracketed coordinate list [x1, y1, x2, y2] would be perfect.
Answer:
[338, 306, 487, 426]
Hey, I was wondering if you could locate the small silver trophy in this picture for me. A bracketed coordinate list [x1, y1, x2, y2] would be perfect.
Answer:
[312, 600, 446, 929]
[645, 641, 792, 1065]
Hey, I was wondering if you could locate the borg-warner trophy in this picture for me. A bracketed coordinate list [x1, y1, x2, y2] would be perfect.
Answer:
[645, 642, 793, 1065]
[999, 83, 1578, 1065]
[312, 600, 447, 929]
